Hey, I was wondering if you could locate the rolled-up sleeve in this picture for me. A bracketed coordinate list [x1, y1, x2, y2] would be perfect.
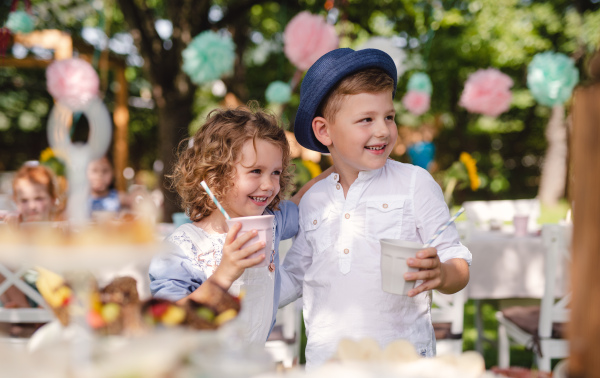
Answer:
[149, 241, 203, 301]
[413, 167, 472, 265]
[279, 212, 313, 308]
[272, 200, 299, 241]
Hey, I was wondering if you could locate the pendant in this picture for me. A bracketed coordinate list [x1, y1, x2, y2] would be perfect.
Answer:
[268, 263, 275, 272]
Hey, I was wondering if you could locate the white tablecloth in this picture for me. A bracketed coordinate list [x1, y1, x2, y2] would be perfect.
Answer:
[463, 229, 568, 300]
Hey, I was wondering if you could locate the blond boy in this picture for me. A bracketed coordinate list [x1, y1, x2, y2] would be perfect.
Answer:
[279, 48, 472, 369]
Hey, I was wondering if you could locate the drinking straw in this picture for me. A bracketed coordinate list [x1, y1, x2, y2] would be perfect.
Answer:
[423, 207, 465, 248]
[200, 180, 230, 220]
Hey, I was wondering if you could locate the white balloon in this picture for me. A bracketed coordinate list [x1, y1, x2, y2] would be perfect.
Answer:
[358, 36, 407, 79]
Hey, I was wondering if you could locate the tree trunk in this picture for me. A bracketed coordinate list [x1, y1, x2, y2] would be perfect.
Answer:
[157, 92, 195, 221]
[538, 104, 568, 206]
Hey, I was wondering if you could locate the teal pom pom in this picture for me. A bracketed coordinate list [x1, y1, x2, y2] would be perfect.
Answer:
[407, 72, 432, 95]
[6, 11, 34, 34]
[182, 31, 235, 85]
[265, 81, 291, 104]
[527, 52, 579, 106]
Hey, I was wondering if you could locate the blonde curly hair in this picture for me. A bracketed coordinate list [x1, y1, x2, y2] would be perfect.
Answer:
[170, 105, 292, 222]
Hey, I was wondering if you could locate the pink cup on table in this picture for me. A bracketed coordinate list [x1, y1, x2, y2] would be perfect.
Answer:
[513, 215, 529, 237]
[225, 214, 274, 268]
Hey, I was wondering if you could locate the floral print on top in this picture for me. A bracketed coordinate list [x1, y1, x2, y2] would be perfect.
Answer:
[169, 227, 225, 275]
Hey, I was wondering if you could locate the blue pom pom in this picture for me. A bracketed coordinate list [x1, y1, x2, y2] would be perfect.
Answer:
[407, 72, 432, 95]
[182, 31, 236, 85]
[527, 52, 579, 106]
[6, 11, 34, 34]
[265, 81, 292, 104]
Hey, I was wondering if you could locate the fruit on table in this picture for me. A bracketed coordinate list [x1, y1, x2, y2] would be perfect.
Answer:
[161, 305, 186, 326]
[214, 309, 237, 326]
[101, 303, 121, 323]
[196, 307, 216, 322]
[87, 310, 107, 329]
[150, 302, 170, 319]
[36, 267, 72, 308]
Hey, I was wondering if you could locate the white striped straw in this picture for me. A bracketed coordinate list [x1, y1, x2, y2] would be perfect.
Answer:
[423, 207, 465, 248]
[200, 180, 231, 220]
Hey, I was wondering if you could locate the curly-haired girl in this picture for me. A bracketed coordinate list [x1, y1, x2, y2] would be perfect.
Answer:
[149, 105, 327, 344]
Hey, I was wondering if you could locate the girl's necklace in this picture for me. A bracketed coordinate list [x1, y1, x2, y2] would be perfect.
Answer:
[268, 222, 276, 272]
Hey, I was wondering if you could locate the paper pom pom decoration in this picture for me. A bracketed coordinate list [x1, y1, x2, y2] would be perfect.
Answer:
[459, 68, 513, 117]
[527, 52, 579, 107]
[182, 31, 235, 85]
[402, 91, 430, 116]
[408, 141, 435, 170]
[284, 11, 339, 71]
[265, 81, 292, 104]
[358, 37, 407, 79]
[407, 73, 432, 95]
[46, 58, 100, 112]
[5, 11, 34, 34]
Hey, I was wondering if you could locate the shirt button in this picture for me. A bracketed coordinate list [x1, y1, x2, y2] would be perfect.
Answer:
[313, 219, 317, 225]
[383, 203, 389, 209]
[343, 248, 349, 254]
[336, 184, 340, 190]
[345, 213, 350, 219]
[334, 174, 338, 181]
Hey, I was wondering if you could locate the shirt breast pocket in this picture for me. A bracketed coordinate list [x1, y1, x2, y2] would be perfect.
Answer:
[303, 210, 332, 255]
[365, 198, 405, 240]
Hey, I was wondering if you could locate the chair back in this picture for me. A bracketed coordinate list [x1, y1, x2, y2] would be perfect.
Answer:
[463, 199, 540, 232]
[0, 264, 54, 324]
[539, 223, 572, 339]
[431, 288, 466, 336]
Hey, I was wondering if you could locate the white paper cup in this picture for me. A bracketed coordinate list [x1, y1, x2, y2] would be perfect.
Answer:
[225, 214, 274, 268]
[380, 239, 422, 295]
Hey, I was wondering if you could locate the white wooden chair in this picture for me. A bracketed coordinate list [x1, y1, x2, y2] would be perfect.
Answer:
[495, 223, 571, 372]
[265, 239, 302, 367]
[431, 288, 466, 356]
[0, 264, 54, 348]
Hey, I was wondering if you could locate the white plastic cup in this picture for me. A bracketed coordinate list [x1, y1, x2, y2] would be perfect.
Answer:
[225, 214, 274, 268]
[513, 215, 529, 237]
[380, 239, 422, 295]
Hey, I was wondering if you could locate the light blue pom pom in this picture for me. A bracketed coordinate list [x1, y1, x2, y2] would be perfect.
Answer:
[407, 72, 432, 95]
[527, 52, 579, 107]
[265, 81, 291, 104]
[6, 11, 34, 34]
[182, 31, 236, 85]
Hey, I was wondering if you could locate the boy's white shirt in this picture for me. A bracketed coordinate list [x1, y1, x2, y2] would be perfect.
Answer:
[280, 160, 472, 370]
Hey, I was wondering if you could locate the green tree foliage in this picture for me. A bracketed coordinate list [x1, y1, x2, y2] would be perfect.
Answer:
[1, 0, 599, 211]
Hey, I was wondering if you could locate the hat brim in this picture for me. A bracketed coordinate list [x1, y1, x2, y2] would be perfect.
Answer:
[294, 48, 398, 154]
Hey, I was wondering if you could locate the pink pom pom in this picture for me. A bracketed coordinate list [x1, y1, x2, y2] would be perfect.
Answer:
[459, 68, 513, 117]
[402, 91, 430, 116]
[46, 58, 100, 111]
[284, 11, 339, 71]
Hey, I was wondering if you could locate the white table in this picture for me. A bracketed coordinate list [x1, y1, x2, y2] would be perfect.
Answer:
[464, 229, 568, 300]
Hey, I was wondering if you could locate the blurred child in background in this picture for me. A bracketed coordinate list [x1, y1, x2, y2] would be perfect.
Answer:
[87, 156, 126, 214]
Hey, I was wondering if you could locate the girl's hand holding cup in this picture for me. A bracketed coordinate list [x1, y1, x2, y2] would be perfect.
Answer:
[210, 222, 266, 290]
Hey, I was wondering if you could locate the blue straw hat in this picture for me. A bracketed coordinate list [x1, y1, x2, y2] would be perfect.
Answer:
[294, 48, 398, 153]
